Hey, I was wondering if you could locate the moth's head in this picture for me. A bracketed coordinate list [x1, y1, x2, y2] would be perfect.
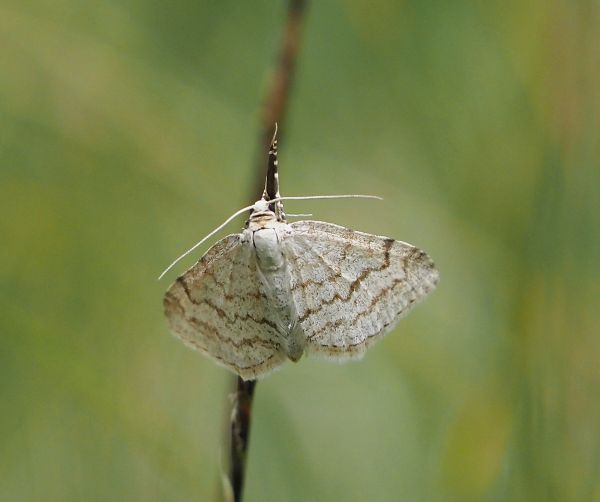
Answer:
[251, 198, 270, 213]
[246, 198, 278, 230]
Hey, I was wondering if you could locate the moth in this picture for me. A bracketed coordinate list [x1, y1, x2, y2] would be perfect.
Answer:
[162, 133, 438, 380]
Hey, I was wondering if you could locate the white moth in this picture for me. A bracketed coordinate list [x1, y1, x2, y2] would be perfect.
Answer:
[162, 138, 438, 380]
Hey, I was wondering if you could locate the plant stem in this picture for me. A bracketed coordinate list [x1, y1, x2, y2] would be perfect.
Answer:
[228, 378, 257, 501]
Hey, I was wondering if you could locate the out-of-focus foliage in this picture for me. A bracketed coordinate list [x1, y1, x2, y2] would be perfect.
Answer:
[1, 1, 599, 500]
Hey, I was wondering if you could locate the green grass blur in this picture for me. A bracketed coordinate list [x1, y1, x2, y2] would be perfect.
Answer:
[1, 1, 599, 500]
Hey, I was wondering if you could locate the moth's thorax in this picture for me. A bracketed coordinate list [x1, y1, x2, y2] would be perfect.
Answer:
[245, 205, 290, 271]
[252, 227, 285, 271]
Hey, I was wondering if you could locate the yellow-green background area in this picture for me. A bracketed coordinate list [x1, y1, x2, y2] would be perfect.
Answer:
[2, 1, 599, 500]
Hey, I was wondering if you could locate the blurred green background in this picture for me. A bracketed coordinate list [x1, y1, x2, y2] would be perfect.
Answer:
[1, 0, 599, 500]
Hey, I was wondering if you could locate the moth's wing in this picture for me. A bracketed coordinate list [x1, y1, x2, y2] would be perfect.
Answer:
[163, 234, 287, 380]
[284, 221, 439, 359]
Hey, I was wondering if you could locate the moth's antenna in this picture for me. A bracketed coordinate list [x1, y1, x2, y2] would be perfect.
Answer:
[269, 194, 383, 203]
[158, 203, 256, 280]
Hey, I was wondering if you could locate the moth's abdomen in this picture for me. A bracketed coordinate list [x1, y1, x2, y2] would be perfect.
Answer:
[251, 227, 304, 360]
